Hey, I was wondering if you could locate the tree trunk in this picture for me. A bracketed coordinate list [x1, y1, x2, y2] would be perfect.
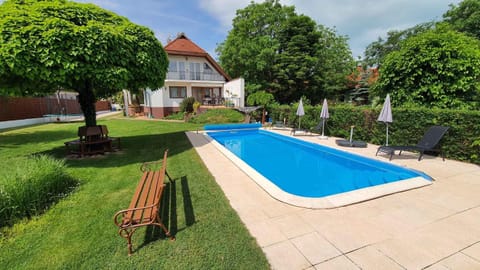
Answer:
[261, 108, 266, 124]
[76, 80, 97, 127]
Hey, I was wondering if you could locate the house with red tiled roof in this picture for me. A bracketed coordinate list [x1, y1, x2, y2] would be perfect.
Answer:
[142, 33, 245, 118]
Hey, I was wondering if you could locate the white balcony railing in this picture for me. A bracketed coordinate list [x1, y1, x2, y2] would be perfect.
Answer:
[166, 71, 225, 82]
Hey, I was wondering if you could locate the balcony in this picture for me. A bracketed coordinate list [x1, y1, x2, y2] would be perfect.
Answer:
[166, 71, 225, 82]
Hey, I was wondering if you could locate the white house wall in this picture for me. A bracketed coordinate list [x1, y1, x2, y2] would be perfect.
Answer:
[167, 55, 225, 82]
[224, 78, 245, 107]
[133, 52, 246, 117]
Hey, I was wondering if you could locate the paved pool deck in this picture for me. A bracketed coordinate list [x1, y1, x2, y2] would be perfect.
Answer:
[186, 129, 480, 270]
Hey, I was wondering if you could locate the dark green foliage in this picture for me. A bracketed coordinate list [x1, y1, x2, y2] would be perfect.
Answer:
[247, 91, 275, 123]
[217, 0, 354, 104]
[163, 111, 185, 120]
[0, 0, 168, 126]
[0, 155, 78, 227]
[443, 0, 480, 39]
[189, 109, 245, 124]
[373, 26, 480, 109]
[363, 22, 435, 67]
[180, 96, 196, 113]
[269, 104, 480, 164]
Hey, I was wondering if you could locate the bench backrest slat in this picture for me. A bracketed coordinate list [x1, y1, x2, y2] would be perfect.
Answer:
[124, 171, 152, 223]
[142, 170, 162, 220]
[85, 126, 102, 142]
[123, 150, 169, 225]
[131, 171, 157, 223]
[142, 151, 169, 221]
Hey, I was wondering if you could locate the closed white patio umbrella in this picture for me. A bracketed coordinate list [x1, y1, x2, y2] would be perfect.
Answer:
[377, 94, 393, 146]
[318, 98, 329, 139]
[296, 98, 305, 129]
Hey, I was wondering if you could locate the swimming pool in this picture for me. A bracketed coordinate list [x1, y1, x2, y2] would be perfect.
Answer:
[204, 127, 432, 208]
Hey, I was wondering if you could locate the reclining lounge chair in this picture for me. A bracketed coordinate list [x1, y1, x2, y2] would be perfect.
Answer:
[376, 126, 449, 161]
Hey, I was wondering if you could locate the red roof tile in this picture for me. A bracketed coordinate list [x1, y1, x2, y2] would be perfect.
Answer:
[164, 33, 231, 81]
[164, 33, 207, 56]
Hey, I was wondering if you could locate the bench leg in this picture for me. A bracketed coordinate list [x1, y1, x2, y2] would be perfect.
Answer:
[154, 215, 175, 241]
[118, 228, 136, 256]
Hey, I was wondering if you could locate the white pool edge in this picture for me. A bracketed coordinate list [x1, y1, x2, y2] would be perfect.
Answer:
[188, 131, 432, 209]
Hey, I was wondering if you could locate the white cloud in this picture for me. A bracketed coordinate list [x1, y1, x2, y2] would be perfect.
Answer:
[198, 0, 260, 28]
[198, 0, 463, 58]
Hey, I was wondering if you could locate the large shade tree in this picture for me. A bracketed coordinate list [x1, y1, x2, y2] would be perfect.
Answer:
[363, 22, 434, 67]
[373, 26, 480, 109]
[0, 0, 168, 126]
[216, 0, 353, 104]
[443, 0, 480, 39]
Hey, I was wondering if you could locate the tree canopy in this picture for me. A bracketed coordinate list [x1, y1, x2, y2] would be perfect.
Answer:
[372, 26, 480, 109]
[246, 90, 274, 123]
[0, 0, 168, 126]
[217, 0, 354, 104]
[363, 22, 434, 67]
[443, 0, 480, 39]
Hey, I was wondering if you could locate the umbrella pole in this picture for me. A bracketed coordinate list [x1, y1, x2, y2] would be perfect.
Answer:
[349, 126, 354, 143]
[321, 119, 325, 137]
[386, 123, 389, 146]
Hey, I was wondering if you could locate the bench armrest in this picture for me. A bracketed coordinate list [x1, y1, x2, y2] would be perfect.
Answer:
[113, 202, 159, 227]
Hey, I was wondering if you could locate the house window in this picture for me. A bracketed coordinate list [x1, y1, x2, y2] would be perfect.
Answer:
[203, 63, 213, 73]
[190, 62, 201, 80]
[168, 61, 177, 72]
[178, 62, 185, 79]
[169, 86, 186, 98]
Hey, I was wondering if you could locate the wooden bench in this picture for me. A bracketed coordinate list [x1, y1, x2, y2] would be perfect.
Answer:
[100, 125, 121, 151]
[65, 125, 116, 157]
[113, 150, 175, 255]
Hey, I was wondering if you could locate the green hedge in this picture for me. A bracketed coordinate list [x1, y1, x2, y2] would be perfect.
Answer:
[0, 155, 78, 227]
[189, 108, 244, 124]
[269, 104, 480, 164]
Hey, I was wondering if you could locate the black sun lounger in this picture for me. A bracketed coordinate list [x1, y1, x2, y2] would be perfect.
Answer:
[376, 126, 449, 161]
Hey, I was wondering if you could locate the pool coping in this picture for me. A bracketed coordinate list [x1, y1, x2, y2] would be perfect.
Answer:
[195, 129, 432, 209]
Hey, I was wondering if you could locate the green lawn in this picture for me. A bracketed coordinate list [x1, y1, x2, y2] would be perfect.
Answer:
[0, 118, 269, 269]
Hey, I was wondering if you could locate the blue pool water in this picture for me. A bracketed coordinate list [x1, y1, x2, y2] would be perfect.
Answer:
[207, 129, 431, 198]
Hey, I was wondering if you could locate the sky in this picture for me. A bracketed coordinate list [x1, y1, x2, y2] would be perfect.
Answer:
[64, 1, 464, 59]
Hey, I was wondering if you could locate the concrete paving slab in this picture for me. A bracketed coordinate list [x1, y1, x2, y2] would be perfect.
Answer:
[314, 255, 360, 269]
[269, 213, 315, 239]
[263, 241, 311, 270]
[290, 232, 342, 265]
[346, 245, 404, 269]
[435, 252, 480, 269]
[462, 242, 480, 261]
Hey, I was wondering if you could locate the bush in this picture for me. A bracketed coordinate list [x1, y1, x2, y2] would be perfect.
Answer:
[163, 111, 185, 120]
[179, 97, 196, 113]
[0, 155, 78, 227]
[269, 104, 480, 164]
[190, 109, 244, 124]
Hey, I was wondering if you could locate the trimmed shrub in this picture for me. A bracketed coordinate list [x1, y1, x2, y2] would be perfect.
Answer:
[0, 155, 78, 227]
[269, 104, 480, 164]
[179, 97, 196, 113]
[190, 109, 244, 124]
[163, 111, 185, 120]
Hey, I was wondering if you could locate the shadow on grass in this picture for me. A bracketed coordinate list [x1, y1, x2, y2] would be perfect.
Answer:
[33, 131, 194, 169]
[140, 176, 196, 252]
[0, 130, 77, 149]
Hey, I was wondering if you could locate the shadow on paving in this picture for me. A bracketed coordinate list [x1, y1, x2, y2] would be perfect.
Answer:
[139, 176, 196, 253]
